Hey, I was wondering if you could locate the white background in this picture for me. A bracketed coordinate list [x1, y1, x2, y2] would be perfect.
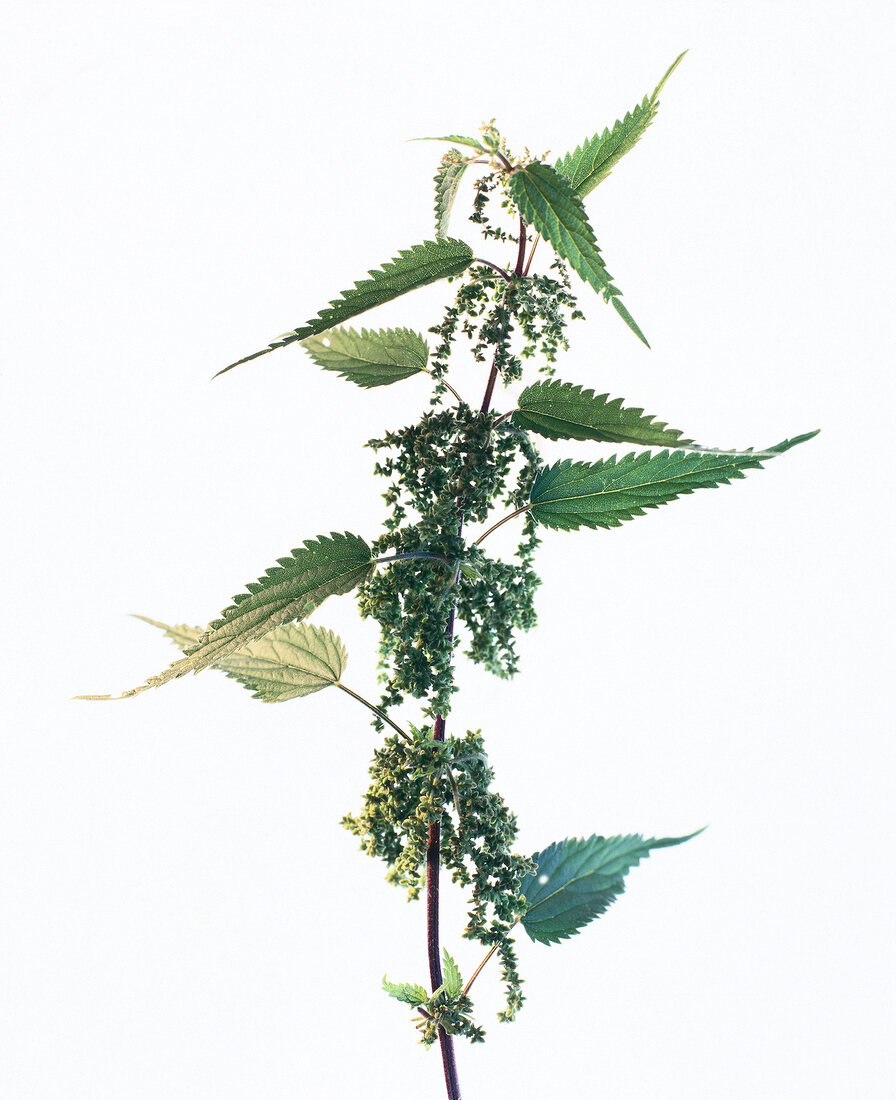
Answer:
[2, 2, 894, 1097]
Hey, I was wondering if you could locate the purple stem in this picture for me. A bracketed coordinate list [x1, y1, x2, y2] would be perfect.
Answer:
[514, 215, 527, 278]
[426, 330, 506, 1098]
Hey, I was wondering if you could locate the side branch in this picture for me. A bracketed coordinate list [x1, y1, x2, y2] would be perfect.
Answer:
[372, 551, 454, 569]
[428, 693, 462, 1098]
[473, 258, 512, 283]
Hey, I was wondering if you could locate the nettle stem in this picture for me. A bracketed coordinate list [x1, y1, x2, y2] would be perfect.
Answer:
[426, 333, 508, 1100]
[428, 701, 462, 1098]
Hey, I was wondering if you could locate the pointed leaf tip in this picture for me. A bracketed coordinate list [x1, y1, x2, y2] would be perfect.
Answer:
[442, 950, 463, 997]
[513, 380, 694, 447]
[508, 162, 647, 344]
[520, 831, 701, 944]
[555, 52, 686, 199]
[218, 239, 473, 376]
[86, 535, 368, 701]
[528, 437, 817, 532]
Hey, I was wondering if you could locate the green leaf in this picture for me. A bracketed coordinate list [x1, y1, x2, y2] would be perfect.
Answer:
[382, 977, 430, 1007]
[301, 327, 429, 389]
[556, 51, 686, 198]
[442, 950, 462, 997]
[217, 239, 474, 376]
[513, 380, 694, 447]
[508, 162, 648, 346]
[520, 831, 701, 945]
[133, 616, 347, 703]
[412, 134, 487, 153]
[80, 533, 372, 699]
[434, 150, 469, 238]
[528, 432, 819, 532]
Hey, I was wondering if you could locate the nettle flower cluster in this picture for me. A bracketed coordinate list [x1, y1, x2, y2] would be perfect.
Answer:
[84, 53, 816, 1098]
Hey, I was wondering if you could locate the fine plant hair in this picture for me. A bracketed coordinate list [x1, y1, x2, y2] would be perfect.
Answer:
[82, 53, 817, 1098]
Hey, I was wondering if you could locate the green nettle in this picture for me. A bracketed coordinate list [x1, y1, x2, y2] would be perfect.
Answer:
[83, 53, 817, 1097]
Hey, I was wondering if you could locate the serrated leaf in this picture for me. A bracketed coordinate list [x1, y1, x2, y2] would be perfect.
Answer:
[434, 150, 469, 237]
[508, 162, 648, 346]
[382, 977, 430, 1006]
[514, 380, 694, 447]
[80, 533, 372, 699]
[413, 134, 487, 153]
[218, 239, 474, 375]
[134, 616, 347, 703]
[556, 52, 686, 198]
[442, 950, 462, 997]
[301, 327, 429, 389]
[528, 432, 818, 532]
[520, 831, 700, 945]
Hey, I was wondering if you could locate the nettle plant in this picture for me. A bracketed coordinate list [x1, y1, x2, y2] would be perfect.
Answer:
[84, 54, 816, 1098]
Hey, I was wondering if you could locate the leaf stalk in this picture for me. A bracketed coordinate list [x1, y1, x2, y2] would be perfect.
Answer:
[334, 683, 411, 741]
[472, 504, 530, 547]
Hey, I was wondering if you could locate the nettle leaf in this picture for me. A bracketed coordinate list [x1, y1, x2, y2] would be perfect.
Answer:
[134, 616, 347, 703]
[528, 432, 818, 532]
[514, 380, 694, 447]
[508, 162, 648, 346]
[413, 134, 488, 153]
[556, 51, 686, 198]
[520, 832, 700, 945]
[218, 239, 474, 375]
[434, 150, 469, 238]
[301, 327, 429, 389]
[383, 978, 430, 1007]
[80, 533, 372, 699]
[442, 950, 462, 997]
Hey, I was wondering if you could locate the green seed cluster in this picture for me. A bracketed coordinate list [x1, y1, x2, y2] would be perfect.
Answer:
[511, 264, 584, 371]
[470, 172, 512, 244]
[342, 727, 533, 1027]
[341, 728, 449, 897]
[416, 989, 485, 1048]
[359, 405, 542, 713]
[427, 271, 518, 402]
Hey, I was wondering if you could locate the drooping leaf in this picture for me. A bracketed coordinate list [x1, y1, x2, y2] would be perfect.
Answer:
[520, 831, 700, 945]
[508, 162, 648, 345]
[442, 950, 462, 997]
[513, 380, 694, 447]
[382, 977, 431, 1007]
[556, 51, 686, 198]
[301, 327, 429, 389]
[412, 134, 488, 153]
[527, 432, 819, 531]
[79, 533, 372, 699]
[133, 616, 347, 703]
[217, 239, 474, 376]
[434, 150, 469, 238]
